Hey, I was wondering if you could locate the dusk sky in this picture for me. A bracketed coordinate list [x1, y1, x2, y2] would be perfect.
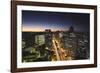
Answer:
[22, 10, 90, 32]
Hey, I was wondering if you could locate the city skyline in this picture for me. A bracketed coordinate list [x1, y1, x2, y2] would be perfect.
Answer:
[22, 10, 90, 32]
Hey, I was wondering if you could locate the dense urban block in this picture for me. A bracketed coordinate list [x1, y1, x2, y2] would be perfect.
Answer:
[22, 26, 90, 62]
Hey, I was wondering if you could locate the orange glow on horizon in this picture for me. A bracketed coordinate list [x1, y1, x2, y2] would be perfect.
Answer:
[22, 26, 44, 32]
[22, 26, 68, 32]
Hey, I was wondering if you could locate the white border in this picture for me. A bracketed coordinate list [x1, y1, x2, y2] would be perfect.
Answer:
[17, 5, 94, 68]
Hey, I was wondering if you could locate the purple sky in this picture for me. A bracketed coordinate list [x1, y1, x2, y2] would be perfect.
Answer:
[22, 10, 90, 32]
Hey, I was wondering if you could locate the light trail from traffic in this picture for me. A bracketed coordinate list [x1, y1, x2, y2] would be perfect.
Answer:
[51, 33, 74, 61]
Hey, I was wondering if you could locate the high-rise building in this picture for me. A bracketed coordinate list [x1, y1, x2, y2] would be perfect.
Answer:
[45, 29, 53, 49]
